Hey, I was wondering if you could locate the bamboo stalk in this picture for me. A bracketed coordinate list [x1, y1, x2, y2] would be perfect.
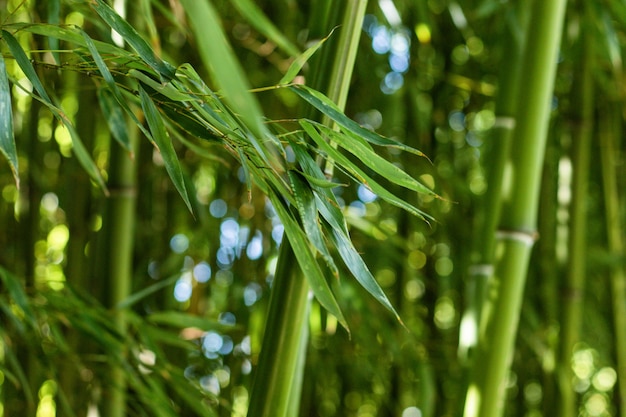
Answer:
[98, 128, 137, 417]
[599, 105, 626, 417]
[247, 2, 367, 416]
[462, 1, 567, 417]
[460, 0, 529, 363]
[557, 17, 594, 417]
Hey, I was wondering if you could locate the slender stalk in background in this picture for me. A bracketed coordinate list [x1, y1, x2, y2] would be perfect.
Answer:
[98, 129, 137, 417]
[600, 104, 626, 417]
[557, 16, 594, 417]
[247, 2, 367, 416]
[459, 0, 529, 363]
[462, 1, 567, 417]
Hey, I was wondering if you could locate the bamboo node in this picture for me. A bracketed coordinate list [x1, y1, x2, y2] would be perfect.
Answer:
[496, 229, 538, 246]
[493, 116, 516, 130]
[468, 264, 494, 276]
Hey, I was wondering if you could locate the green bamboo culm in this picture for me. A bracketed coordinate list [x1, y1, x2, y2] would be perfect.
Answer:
[462, 1, 567, 417]
[459, 0, 530, 363]
[247, 2, 367, 416]
[557, 13, 594, 417]
[600, 105, 626, 417]
[98, 131, 137, 417]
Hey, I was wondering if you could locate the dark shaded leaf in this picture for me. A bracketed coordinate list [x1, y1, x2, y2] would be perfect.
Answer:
[0, 53, 18, 187]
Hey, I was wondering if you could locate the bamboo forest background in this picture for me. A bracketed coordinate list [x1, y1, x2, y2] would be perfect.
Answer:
[0, 0, 625, 417]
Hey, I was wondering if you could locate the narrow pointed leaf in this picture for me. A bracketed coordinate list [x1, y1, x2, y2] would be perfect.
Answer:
[2, 30, 51, 102]
[52, 110, 109, 193]
[325, 220, 404, 325]
[268, 192, 348, 330]
[280, 28, 336, 85]
[316, 122, 436, 196]
[90, 0, 176, 80]
[301, 121, 433, 221]
[231, 0, 300, 57]
[0, 54, 19, 187]
[97, 88, 131, 152]
[139, 86, 193, 213]
[129, 69, 191, 102]
[291, 84, 427, 156]
[288, 170, 338, 277]
[147, 311, 230, 332]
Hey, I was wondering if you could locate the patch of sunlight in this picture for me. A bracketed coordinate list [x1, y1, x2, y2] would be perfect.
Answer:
[54, 125, 73, 157]
[47, 225, 69, 251]
[60, 95, 78, 118]
[434, 296, 456, 329]
[415, 23, 431, 44]
[357, 402, 377, 417]
[41, 193, 59, 213]
[174, 271, 193, 302]
[472, 109, 495, 131]
[524, 381, 542, 406]
[435, 257, 453, 276]
[408, 249, 427, 270]
[572, 346, 597, 380]
[378, 0, 402, 26]
[592, 367, 617, 392]
[232, 386, 249, 417]
[458, 310, 477, 354]
[402, 406, 422, 417]
[585, 392, 609, 416]
[36, 380, 57, 417]
[404, 279, 425, 301]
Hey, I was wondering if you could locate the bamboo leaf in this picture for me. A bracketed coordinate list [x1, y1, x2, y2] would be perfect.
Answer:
[301, 121, 433, 221]
[325, 220, 404, 325]
[90, 0, 176, 80]
[4, 22, 131, 58]
[47, 0, 61, 64]
[139, 86, 194, 213]
[52, 110, 109, 193]
[280, 28, 336, 85]
[288, 170, 339, 277]
[290, 84, 428, 157]
[268, 192, 348, 330]
[231, 0, 300, 57]
[178, 0, 269, 141]
[0, 266, 37, 331]
[0, 53, 19, 187]
[3, 30, 108, 192]
[97, 88, 132, 152]
[129, 69, 191, 102]
[316, 122, 436, 196]
[2, 30, 51, 102]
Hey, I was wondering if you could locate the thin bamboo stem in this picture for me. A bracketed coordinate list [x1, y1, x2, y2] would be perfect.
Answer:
[98, 129, 137, 417]
[462, 1, 567, 417]
[600, 105, 626, 417]
[557, 18, 594, 417]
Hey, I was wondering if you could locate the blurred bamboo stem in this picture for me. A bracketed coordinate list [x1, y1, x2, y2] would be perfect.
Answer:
[462, 1, 567, 417]
[460, 0, 529, 364]
[247, 2, 367, 416]
[600, 105, 626, 417]
[557, 18, 593, 417]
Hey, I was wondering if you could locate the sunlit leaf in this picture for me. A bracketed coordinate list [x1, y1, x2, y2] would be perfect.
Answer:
[301, 121, 433, 221]
[316, 122, 436, 196]
[139, 86, 193, 213]
[0, 53, 19, 188]
[288, 170, 338, 277]
[280, 28, 336, 85]
[290, 84, 428, 157]
[90, 0, 176, 80]
[2, 30, 51, 102]
[268, 192, 348, 330]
